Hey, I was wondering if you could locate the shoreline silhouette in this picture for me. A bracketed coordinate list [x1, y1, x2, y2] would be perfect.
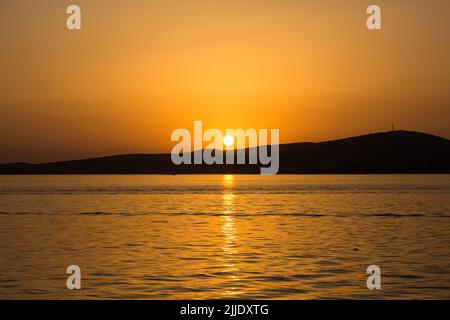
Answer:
[1, 130, 449, 174]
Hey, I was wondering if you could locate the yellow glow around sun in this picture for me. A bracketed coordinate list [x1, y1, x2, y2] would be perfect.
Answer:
[223, 135, 234, 146]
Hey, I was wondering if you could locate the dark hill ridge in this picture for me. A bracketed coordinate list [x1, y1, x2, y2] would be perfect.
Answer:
[1, 130, 449, 174]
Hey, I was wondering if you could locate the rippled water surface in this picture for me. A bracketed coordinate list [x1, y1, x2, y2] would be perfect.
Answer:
[0, 174, 449, 299]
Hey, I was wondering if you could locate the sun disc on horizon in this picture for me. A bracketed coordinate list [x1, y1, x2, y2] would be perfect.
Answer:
[223, 135, 234, 147]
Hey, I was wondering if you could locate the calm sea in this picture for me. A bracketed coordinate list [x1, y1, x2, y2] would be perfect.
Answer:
[0, 174, 449, 299]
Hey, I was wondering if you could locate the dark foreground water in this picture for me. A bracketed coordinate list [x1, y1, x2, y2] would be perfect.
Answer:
[0, 174, 449, 299]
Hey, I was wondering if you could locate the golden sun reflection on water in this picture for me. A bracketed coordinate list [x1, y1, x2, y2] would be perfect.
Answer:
[1, 175, 450, 299]
[221, 175, 243, 297]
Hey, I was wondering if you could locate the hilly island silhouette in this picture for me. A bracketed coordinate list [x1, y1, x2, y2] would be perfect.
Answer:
[1, 130, 449, 174]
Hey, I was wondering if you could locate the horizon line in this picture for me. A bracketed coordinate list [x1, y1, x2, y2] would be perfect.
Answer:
[1, 129, 448, 166]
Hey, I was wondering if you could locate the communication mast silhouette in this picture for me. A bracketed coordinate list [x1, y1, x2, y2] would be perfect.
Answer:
[392, 123, 394, 132]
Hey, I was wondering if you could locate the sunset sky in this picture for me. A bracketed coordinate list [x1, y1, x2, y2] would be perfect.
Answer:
[0, 0, 449, 163]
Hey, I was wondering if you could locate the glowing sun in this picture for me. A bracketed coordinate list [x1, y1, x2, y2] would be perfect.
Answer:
[223, 135, 234, 147]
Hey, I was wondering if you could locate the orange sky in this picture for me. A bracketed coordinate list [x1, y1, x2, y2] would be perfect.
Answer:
[0, 0, 449, 163]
